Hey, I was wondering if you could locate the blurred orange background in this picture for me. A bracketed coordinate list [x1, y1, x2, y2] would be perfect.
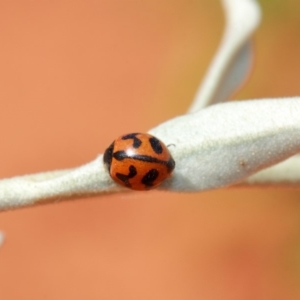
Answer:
[1, 0, 300, 299]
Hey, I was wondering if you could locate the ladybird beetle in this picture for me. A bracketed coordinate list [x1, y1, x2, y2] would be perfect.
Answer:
[103, 133, 175, 190]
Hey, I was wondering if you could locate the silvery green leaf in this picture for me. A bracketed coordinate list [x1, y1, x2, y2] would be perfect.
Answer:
[241, 155, 300, 187]
[188, 0, 261, 112]
[0, 98, 299, 210]
[1, 0, 299, 212]
[151, 98, 300, 191]
[0, 158, 122, 210]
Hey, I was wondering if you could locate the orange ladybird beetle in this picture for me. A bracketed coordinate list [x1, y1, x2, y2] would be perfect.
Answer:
[103, 133, 175, 190]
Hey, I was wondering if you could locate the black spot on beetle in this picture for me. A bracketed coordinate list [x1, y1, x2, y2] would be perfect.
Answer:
[141, 169, 159, 187]
[122, 133, 142, 148]
[149, 137, 163, 154]
[113, 150, 128, 161]
[103, 142, 114, 171]
[116, 165, 137, 187]
[166, 157, 175, 173]
[113, 151, 169, 166]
